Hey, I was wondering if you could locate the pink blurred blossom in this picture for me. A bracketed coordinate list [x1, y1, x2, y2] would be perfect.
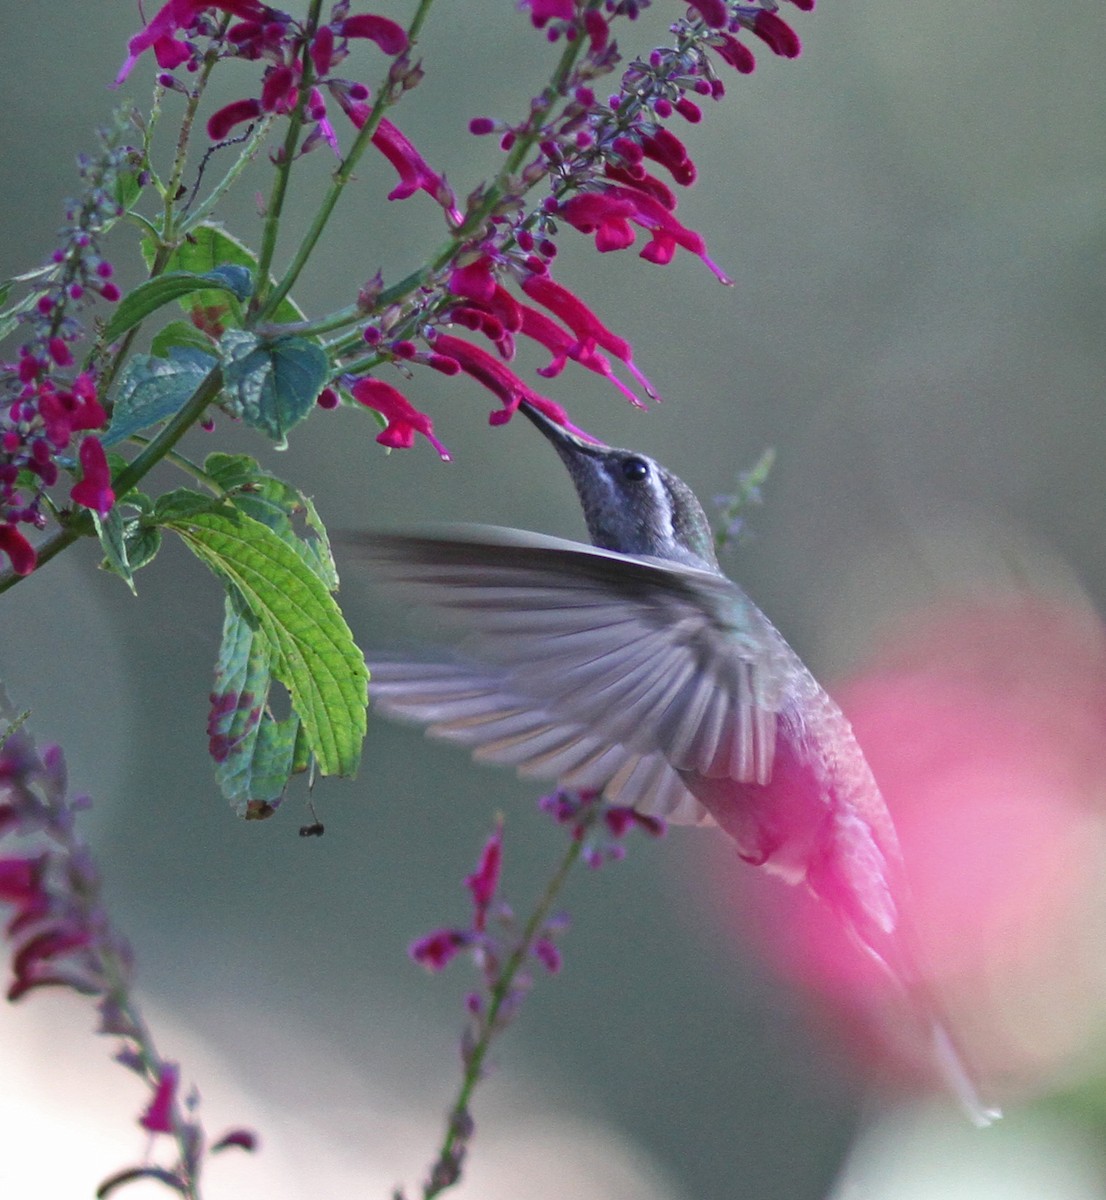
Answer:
[708, 591, 1106, 1105]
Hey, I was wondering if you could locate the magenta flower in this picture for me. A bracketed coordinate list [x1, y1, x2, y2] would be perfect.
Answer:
[558, 186, 732, 283]
[115, 0, 268, 86]
[206, 97, 263, 140]
[521, 0, 576, 29]
[349, 377, 451, 459]
[711, 32, 757, 75]
[520, 272, 658, 400]
[410, 929, 469, 972]
[641, 128, 697, 186]
[70, 437, 115, 516]
[338, 13, 408, 55]
[751, 10, 802, 58]
[431, 333, 576, 430]
[518, 304, 645, 408]
[686, 0, 729, 27]
[370, 119, 462, 223]
[532, 937, 562, 974]
[464, 821, 503, 933]
[139, 1062, 180, 1134]
[0, 525, 36, 576]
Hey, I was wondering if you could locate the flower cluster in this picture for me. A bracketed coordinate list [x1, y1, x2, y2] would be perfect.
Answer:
[539, 788, 666, 867]
[120, 0, 462, 224]
[0, 714, 254, 1196]
[328, 0, 814, 455]
[0, 128, 132, 575]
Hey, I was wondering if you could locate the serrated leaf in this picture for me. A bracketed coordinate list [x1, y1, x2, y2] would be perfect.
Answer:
[162, 506, 366, 777]
[221, 331, 327, 448]
[152, 486, 222, 523]
[209, 599, 300, 814]
[103, 270, 251, 343]
[106, 347, 218, 446]
[124, 521, 162, 572]
[93, 507, 137, 593]
[142, 224, 308, 329]
[150, 320, 217, 360]
[114, 167, 143, 213]
[203, 453, 339, 587]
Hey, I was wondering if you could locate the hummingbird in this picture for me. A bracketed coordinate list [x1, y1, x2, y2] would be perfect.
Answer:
[354, 401, 998, 1124]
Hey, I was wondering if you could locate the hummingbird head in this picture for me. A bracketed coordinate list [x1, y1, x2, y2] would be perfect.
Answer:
[520, 403, 721, 574]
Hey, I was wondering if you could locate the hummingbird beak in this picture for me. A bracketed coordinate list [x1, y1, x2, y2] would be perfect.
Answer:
[518, 401, 609, 464]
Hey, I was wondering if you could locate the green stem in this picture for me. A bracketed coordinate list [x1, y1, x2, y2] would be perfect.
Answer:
[257, 0, 439, 321]
[423, 820, 590, 1199]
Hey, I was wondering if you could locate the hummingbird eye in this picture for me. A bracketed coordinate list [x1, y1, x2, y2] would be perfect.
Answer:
[620, 457, 649, 483]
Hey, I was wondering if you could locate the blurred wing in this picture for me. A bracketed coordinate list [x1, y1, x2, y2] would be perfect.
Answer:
[368, 658, 709, 824]
[348, 527, 801, 794]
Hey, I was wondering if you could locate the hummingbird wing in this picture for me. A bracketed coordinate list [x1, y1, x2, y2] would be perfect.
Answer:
[350, 527, 800, 796]
[366, 657, 710, 824]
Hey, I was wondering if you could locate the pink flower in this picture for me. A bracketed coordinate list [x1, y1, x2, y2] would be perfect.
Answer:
[139, 1062, 180, 1134]
[465, 821, 503, 932]
[70, 437, 115, 516]
[349, 377, 451, 459]
[0, 525, 36, 576]
[207, 97, 263, 140]
[711, 33, 757, 75]
[686, 0, 729, 27]
[521, 0, 576, 29]
[363, 118, 462, 223]
[520, 272, 658, 400]
[430, 333, 575, 429]
[338, 14, 408, 55]
[641, 128, 697, 186]
[409, 929, 468, 972]
[115, 0, 268, 86]
[557, 186, 732, 283]
[751, 10, 802, 58]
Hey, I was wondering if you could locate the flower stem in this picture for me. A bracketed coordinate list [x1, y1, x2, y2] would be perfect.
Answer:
[422, 818, 591, 1199]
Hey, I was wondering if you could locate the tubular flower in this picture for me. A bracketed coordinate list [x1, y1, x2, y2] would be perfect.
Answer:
[0, 526, 36, 577]
[371, 119, 460, 222]
[115, 0, 268, 85]
[558, 186, 733, 284]
[350, 377, 451, 459]
[519, 305, 647, 408]
[431, 333, 579, 430]
[521, 0, 576, 29]
[750, 9, 802, 58]
[520, 272, 658, 400]
[69, 437, 115, 516]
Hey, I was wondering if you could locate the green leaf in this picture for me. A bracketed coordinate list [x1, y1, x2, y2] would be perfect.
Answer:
[150, 320, 216, 360]
[123, 521, 162, 572]
[221, 331, 328, 448]
[209, 598, 301, 816]
[93, 507, 137, 594]
[151, 486, 222, 523]
[106, 347, 218, 446]
[203, 454, 339, 588]
[142, 224, 308, 329]
[162, 505, 366, 777]
[102, 269, 253, 343]
[114, 166, 143, 213]
[0, 288, 41, 343]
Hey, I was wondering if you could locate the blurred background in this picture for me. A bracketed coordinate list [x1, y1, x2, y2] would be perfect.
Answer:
[2, 0, 1106, 1195]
